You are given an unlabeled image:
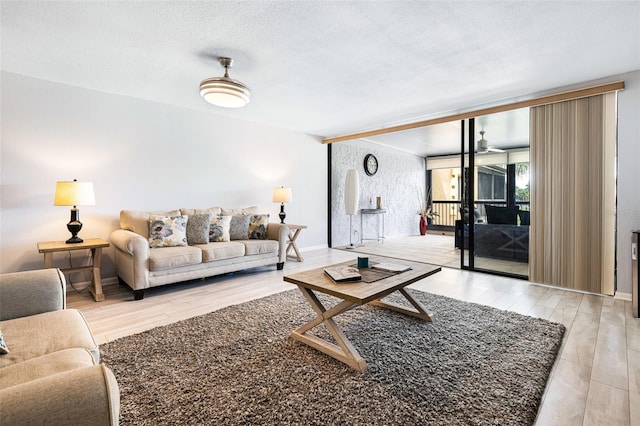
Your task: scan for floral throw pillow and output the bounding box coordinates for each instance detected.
[209,215,232,242]
[248,214,269,239]
[229,215,251,240]
[186,214,211,245]
[149,215,188,248]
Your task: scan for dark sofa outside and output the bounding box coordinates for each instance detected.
[455,205,529,263]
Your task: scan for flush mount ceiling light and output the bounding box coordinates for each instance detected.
[199,57,251,108]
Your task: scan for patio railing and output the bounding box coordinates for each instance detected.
[430,200,530,227]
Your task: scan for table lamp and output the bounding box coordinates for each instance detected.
[273,186,292,224]
[54,179,95,244]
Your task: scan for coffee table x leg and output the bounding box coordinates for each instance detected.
[290,287,434,372]
[369,288,434,322]
[291,287,367,371]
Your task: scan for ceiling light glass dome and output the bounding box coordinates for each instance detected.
[199,57,251,108]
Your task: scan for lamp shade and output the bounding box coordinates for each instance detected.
[344,169,360,215]
[273,187,292,204]
[54,181,95,206]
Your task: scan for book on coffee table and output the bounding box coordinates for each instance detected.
[371,262,411,272]
[324,266,362,282]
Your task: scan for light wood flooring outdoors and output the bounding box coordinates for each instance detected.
[68,247,639,426]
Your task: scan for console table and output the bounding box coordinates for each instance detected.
[360,208,386,244]
[37,238,110,302]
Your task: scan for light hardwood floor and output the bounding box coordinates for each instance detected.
[68,246,639,426]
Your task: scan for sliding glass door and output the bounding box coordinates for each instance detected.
[461,110,531,278]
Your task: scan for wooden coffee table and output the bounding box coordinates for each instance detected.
[283,256,441,371]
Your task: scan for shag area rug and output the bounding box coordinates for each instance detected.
[101,289,565,425]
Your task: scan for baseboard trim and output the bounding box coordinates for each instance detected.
[614,291,632,301]
[65,276,118,294]
[299,244,328,252]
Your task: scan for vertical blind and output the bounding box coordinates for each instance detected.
[529,93,616,294]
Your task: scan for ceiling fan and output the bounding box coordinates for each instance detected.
[477,130,505,154]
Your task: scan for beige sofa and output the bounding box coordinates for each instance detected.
[111,207,289,300]
[0,268,120,425]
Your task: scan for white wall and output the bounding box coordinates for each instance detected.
[2,70,638,296]
[616,70,640,296]
[331,140,425,247]
[0,72,328,278]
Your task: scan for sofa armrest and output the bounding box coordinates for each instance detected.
[110,229,149,257]
[0,269,66,321]
[267,223,289,264]
[110,229,150,291]
[0,364,120,426]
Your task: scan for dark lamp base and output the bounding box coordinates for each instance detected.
[65,236,84,244]
[66,209,84,244]
[279,203,286,224]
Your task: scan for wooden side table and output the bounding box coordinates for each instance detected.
[285,224,307,262]
[37,238,110,302]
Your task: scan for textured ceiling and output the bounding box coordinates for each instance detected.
[2,1,639,147]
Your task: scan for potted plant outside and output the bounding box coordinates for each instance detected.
[417,188,439,235]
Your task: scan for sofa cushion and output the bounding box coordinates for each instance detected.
[242,239,279,256]
[0,309,99,369]
[485,205,519,225]
[248,214,270,239]
[180,207,222,216]
[121,210,151,238]
[0,348,96,390]
[196,242,246,262]
[209,215,232,242]
[186,214,211,245]
[121,209,181,238]
[229,215,251,240]
[148,246,202,271]
[149,215,188,248]
[221,206,259,216]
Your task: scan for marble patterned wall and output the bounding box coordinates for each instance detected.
[331,140,426,247]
